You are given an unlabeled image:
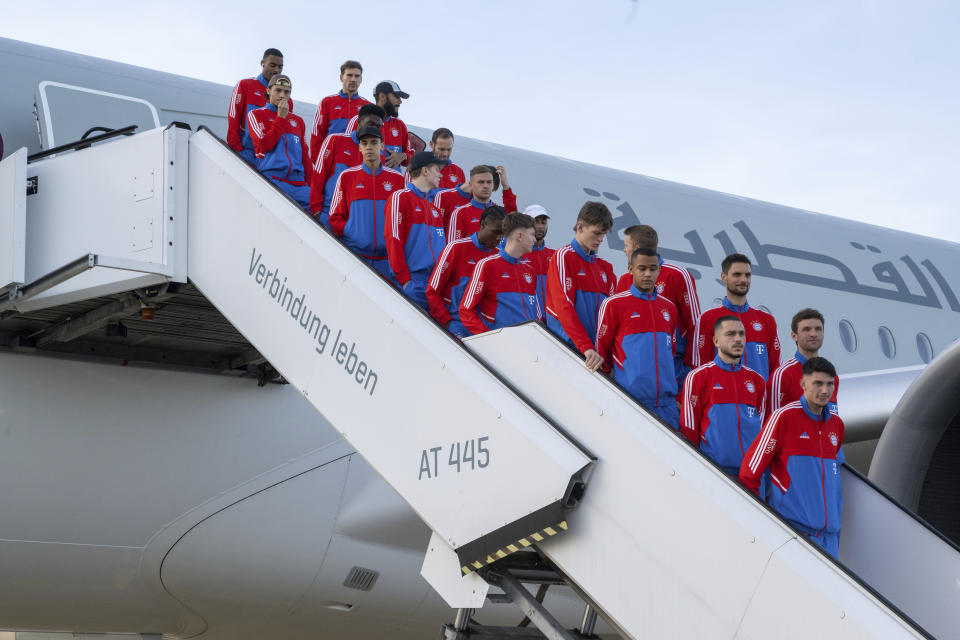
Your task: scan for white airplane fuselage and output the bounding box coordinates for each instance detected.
[1,37,958,638]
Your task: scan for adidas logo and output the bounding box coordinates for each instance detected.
[334,105,342,110]
[357,183,365,189]
[713,384,723,390]
[800,432,810,439]
[577,270,586,276]
[467,260,476,265]
[502,273,511,278]
[630,312,642,318]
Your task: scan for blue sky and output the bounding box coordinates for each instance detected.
[4,0,959,240]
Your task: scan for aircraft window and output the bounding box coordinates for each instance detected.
[878,326,897,359]
[757,304,771,314]
[916,332,934,364]
[838,319,857,353]
[712,297,722,307]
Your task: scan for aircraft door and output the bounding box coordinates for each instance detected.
[35,81,161,149]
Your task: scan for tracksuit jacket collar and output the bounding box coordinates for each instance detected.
[722,296,750,313]
[257,74,268,87]
[470,233,492,252]
[713,355,743,372]
[360,163,383,176]
[800,395,830,422]
[455,185,469,199]
[629,285,658,301]
[469,198,488,209]
[406,182,429,199]
[570,238,597,262]
[532,242,549,251]
[498,249,520,264]
[339,90,362,100]
[794,350,809,364]
[265,103,278,113]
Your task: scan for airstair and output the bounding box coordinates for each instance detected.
[2,125,957,640]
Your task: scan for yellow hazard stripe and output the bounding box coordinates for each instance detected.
[460,520,568,575]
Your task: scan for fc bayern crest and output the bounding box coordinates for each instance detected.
[657,282,665,293]
[391,128,399,136]
[524,273,533,283]
[384,182,394,191]
[745,381,755,393]
[432,208,440,218]
[752,321,763,331]
[662,310,671,322]
[829,433,838,447]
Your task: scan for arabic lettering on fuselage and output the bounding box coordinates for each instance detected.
[597,192,959,312]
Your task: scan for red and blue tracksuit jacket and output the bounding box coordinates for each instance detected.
[385,183,447,287]
[545,239,616,355]
[247,104,312,206]
[347,115,414,165]
[433,186,471,227]
[427,233,496,331]
[309,91,370,166]
[447,199,490,242]
[428,161,466,200]
[681,357,766,473]
[617,259,700,343]
[596,287,679,426]
[769,351,840,414]
[740,396,845,552]
[434,186,518,229]
[691,298,780,381]
[459,250,541,335]
[329,164,405,261]
[228,75,294,164]
[309,131,363,224]
[522,242,555,318]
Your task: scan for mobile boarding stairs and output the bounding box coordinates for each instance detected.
[2,124,958,639]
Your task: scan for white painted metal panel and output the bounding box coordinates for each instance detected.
[186,130,591,555]
[16,127,186,310]
[840,466,959,640]
[466,323,926,639]
[0,147,26,289]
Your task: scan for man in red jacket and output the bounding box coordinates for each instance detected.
[617,224,701,386]
[427,206,506,337]
[769,308,839,414]
[309,60,370,166]
[385,151,448,310]
[374,80,413,169]
[740,357,845,558]
[427,128,466,199]
[247,74,311,208]
[227,48,286,164]
[545,201,616,372]
[460,213,540,335]
[435,165,518,226]
[447,166,520,241]
[522,204,554,318]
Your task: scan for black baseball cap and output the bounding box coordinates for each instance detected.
[374,80,410,99]
[409,151,445,171]
[356,126,383,141]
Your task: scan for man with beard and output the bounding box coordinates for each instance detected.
[521,205,554,318]
[596,248,679,427]
[769,308,839,413]
[427,206,507,337]
[690,253,780,381]
[328,126,405,280]
[374,80,413,168]
[309,60,370,165]
[247,74,311,208]
[227,48,287,164]
[309,104,385,227]
[681,316,766,476]
[427,128,466,199]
